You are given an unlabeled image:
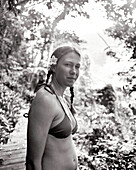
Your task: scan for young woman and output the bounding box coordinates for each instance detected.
[26,45,81,170]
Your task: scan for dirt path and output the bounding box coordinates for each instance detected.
[0,108,28,170]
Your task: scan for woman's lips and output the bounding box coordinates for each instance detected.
[67,77,76,81]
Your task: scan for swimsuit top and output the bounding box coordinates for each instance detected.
[44,85,78,139]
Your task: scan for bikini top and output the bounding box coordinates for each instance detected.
[44,85,78,139]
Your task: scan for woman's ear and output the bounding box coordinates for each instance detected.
[50,65,56,73]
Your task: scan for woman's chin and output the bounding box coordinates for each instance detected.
[67,82,75,87]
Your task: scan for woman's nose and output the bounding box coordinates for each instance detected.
[70,67,76,74]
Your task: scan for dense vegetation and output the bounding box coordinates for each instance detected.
[0,0,136,169]
[74,84,136,169]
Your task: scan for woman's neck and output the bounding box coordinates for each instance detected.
[50,79,66,97]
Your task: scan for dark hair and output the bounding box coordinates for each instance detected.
[70,86,75,114]
[51,46,80,61]
[45,69,53,84]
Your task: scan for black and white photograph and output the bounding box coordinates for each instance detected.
[0,0,136,169]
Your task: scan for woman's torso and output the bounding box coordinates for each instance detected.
[40,86,78,170]
[42,135,78,170]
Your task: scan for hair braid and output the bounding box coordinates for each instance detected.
[70,87,74,113]
[46,69,53,85]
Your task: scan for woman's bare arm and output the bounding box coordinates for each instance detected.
[26,89,55,170]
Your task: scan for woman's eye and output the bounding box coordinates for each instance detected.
[76,65,80,69]
[65,63,71,67]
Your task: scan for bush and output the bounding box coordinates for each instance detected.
[74,86,136,169]
[0,84,24,144]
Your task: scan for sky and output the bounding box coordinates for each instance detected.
[57,1,124,88]
[31,0,132,89]
[57,5,111,56]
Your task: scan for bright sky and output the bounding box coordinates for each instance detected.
[57,1,113,35]
[57,1,113,61]
[30,0,132,89]
[57,1,133,89]
[56,1,119,88]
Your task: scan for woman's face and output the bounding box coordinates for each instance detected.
[54,52,81,88]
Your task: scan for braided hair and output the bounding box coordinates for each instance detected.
[70,86,75,115]
[45,69,53,85]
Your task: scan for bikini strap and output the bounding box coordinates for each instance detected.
[44,84,54,94]
[48,85,73,122]
[48,85,65,109]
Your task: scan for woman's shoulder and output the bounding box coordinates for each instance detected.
[29,86,57,119]
[35,86,55,104]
